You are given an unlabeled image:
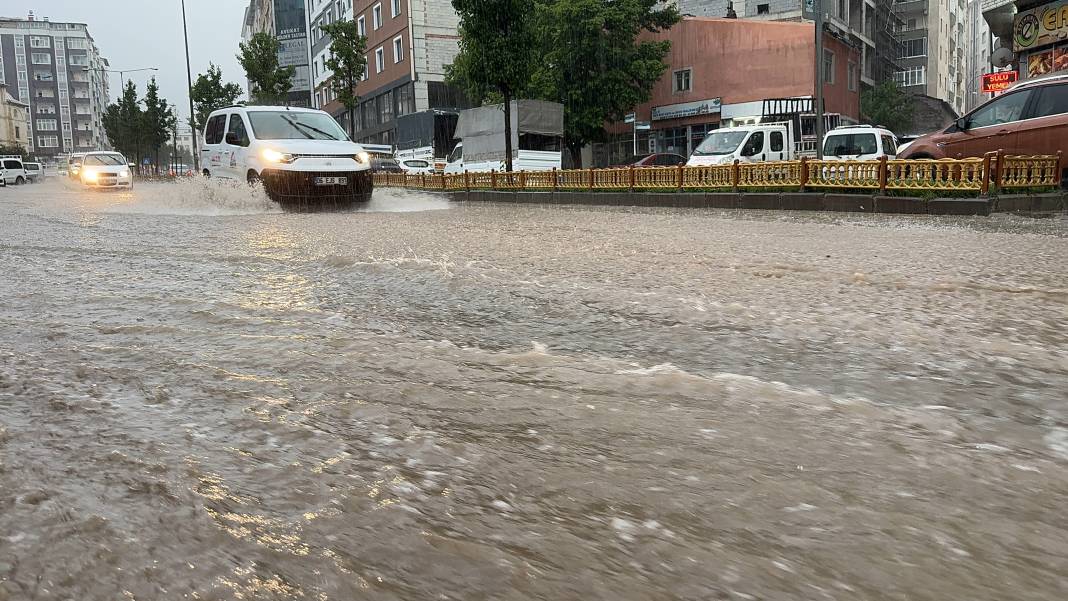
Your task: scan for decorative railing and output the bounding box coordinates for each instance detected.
[375,152,1062,196]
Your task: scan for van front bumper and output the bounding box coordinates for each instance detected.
[259,169,373,206]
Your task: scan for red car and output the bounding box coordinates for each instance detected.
[614,153,687,168]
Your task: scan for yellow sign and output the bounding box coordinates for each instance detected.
[1015,1,1068,51]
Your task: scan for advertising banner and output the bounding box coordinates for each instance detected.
[1014,1,1068,52]
[980,71,1018,93]
[651,98,722,121]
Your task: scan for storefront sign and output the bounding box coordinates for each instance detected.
[1026,44,1068,77]
[981,71,1018,93]
[651,98,722,121]
[1014,0,1068,52]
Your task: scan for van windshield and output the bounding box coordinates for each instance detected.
[823,133,877,156]
[247,111,349,141]
[692,131,748,156]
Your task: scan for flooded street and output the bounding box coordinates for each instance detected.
[1,179,1067,600]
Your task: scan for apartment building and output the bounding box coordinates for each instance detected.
[0,12,110,160]
[242,0,312,106]
[894,0,976,115]
[675,0,903,88]
[964,0,992,111]
[307,0,471,147]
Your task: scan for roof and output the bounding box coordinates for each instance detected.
[213,105,325,114]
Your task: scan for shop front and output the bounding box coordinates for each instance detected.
[1015,1,1068,79]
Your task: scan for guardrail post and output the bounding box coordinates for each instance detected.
[421,173,426,189]
[995,149,1005,190]
[491,169,497,190]
[519,170,526,190]
[799,156,809,192]
[552,167,558,191]
[628,165,635,192]
[587,167,594,190]
[677,164,684,190]
[1056,151,1063,187]
[980,153,992,196]
[464,169,470,192]
[731,159,740,192]
[878,155,888,194]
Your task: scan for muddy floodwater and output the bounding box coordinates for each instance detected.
[1,179,1067,601]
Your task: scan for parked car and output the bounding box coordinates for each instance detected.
[821,125,898,161]
[24,162,43,183]
[687,123,795,166]
[200,105,373,204]
[900,73,1068,185]
[1,158,28,185]
[398,158,436,174]
[370,156,404,173]
[78,152,133,189]
[614,153,687,168]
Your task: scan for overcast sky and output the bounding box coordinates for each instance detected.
[5,0,249,121]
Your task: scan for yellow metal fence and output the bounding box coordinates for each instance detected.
[375,152,1062,195]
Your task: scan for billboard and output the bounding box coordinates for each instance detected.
[1014,0,1068,52]
[980,71,1018,93]
[274,0,310,105]
[651,98,722,121]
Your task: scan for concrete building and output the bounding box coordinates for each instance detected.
[597,17,862,165]
[675,0,903,88]
[0,83,29,149]
[893,0,972,115]
[305,0,472,147]
[0,12,110,161]
[965,0,992,111]
[241,0,312,106]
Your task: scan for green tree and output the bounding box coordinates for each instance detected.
[190,63,243,131]
[322,20,368,140]
[238,32,295,104]
[103,81,144,164]
[0,143,25,158]
[143,77,177,172]
[538,0,679,167]
[447,0,541,172]
[861,81,914,133]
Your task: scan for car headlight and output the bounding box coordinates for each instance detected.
[119,170,130,178]
[354,151,370,164]
[83,170,98,182]
[262,148,296,164]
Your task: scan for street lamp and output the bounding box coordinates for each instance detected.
[180,0,199,173]
[83,66,159,92]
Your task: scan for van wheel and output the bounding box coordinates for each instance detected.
[15,176,25,185]
[202,169,211,178]
[247,171,260,185]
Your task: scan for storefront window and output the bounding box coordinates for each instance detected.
[661,127,687,156]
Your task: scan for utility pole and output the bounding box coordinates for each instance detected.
[181,0,199,173]
[814,0,825,159]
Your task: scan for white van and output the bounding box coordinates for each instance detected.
[821,125,898,161]
[686,123,794,167]
[1,157,28,185]
[200,105,374,204]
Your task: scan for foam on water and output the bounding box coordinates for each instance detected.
[101,177,281,216]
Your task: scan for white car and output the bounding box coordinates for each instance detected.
[200,105,373,205]
[1,157,28,185]
[79,152,133,189]
[24,162,43,183]
[821,125,898,161]
[398,158,436,175]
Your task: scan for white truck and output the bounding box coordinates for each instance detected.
[686,123,795,167]
[444,100,564,174]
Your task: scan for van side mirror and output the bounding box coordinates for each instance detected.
[225,131,241,145]
[955,117,968,131]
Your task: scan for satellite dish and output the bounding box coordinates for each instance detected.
[992,47,1014,69]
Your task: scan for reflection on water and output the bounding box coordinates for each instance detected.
[1,179,1067,601]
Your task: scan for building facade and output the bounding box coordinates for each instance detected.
[894,0,972,116]
[598,17,862,165]
[0,12,110,161]
[965,0,992,110]
[242,0,312,106]
[307,0,471,147]
[0,83,29,148]
[985,0,1068,84]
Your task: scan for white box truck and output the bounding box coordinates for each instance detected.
[444,100,564,174]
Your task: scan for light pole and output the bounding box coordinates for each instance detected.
[84,66,159,93]
[181,0,199,173]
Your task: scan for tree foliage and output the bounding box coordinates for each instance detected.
[102,79,176,170]
[191,63,243,131]
[861,81,914,133]
[143,77,177,168]
[0,143,26,158]
[448,0,541,171]
[238,32,296,104]
[322,20,368,139]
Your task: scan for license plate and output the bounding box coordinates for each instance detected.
[314,176,347,186]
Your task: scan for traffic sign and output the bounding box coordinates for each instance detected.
[624,113,636,124]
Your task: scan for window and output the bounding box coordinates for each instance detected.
[907,18,917,30]
[36,119,58,131]
[14,37,24,48]
[225,114,250,147]
[69,55,88,66]
[881,135,897,156]
[967,90,1032,129]
[823,133,877,156]
[770,130,784,152]
[31,52,52,65]
[741,131,764,156]
[391,0,401,17]
[672,68,692,93]
[373,3,382,29]
[67,38,86,49]
[894,65,926,87]
[899,37,927,58]
[37,135,58,147]
[363,55,370,80]
[757,3,770,14]
[205,113,227,144]
[822,49,835,85]
[30,36,50,48]
[36,89,55,98]
[1030,84,1068,119]
[314,60,320,79]
[380,90,394,123]
[34,70,54,82]
[847,61,857,92]
[393,35,403,63]
[357,15,366,36]
[74,104,90,115]
[375,47,384,73]
[37,103,55,115]
[14,126,20,139]
[395,83,415,116]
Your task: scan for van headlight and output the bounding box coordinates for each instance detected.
[262,149,296,164]
[354,151,370,164]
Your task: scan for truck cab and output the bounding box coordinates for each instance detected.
[686,124,793,167]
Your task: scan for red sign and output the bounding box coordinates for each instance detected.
[981,71,1019,93]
